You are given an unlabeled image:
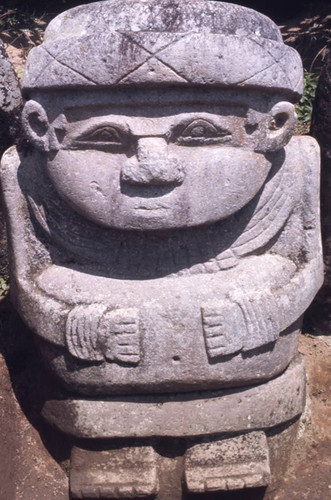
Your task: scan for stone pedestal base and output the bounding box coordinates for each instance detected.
[68,425,300,499]
[43,357,305,499]
[70,446,158,499]
[184,431,270,493]
[42,356,305,439]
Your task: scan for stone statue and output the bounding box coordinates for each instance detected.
[0,40,22,286]
[0,1,323,498]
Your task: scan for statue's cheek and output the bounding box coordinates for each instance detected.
[180,149,271,222]
[46,151,124,225]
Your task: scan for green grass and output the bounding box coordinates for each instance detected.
[296,70,319,134]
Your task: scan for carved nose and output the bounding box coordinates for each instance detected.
[121,137,185,186]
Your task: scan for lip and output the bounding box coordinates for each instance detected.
[134,203,171,211]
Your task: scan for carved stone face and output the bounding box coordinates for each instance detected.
[23,90,296,231]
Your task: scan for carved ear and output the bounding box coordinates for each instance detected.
[22,100,51,152]
[263,101,297,152]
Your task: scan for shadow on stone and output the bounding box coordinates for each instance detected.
[184,488,266,500]
[0,295,72,466]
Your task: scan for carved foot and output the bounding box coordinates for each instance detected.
[184,431,271,493]
[70,445,158,498]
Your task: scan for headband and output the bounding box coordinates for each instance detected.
[22,0,303,101]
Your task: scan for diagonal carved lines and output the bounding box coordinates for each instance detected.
[27,47,55,87]
[116,32,191,84]
[40,45,99,85]
[236,59,280,86]
[244,37,292,87]
[233,158,294,254]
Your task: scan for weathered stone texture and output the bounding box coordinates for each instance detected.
[22,0,303,98]
[184,432,270,492]
[0,40,22,282]
[0,40,22,156]
[42,355,305,439]
[70,446,158,498]
[0,1,323,498]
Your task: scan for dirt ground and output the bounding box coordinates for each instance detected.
[272,331,331,500]
[0,298,69,500]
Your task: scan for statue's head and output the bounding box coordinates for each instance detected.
[21,0,303,231]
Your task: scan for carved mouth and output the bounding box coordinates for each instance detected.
[135,205,170,216]
[134,203,171,212]
[121,184,175,198]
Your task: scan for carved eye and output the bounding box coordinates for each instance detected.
[74,126,128,150]
[174,119,231,146]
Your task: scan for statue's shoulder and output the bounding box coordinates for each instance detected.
[0,145,20,173]
[0,146,37,231]
[1,146,38,195]
[286,134,320,150]
[286,135,320,177]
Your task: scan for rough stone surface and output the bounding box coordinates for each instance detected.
[0,40,22,286]
[1,129,322,396]
[22,0,303,99]
[42,356,305,438]
[0,40,22,156]
[0,0,323,498]
[308,51,331,333]
[70,445,158,498]
[184,431,270,492]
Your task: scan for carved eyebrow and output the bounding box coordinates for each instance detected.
[169,113,234,134]
[67,120,130,139]
[128,114,236,139]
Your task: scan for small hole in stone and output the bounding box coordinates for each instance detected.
[173,355,180,361]
[275,112,288,129]
[245,123,258,135]
[29,112,48,137]
[55,128,66,143]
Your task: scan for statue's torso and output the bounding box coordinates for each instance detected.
[1,136,323,396]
